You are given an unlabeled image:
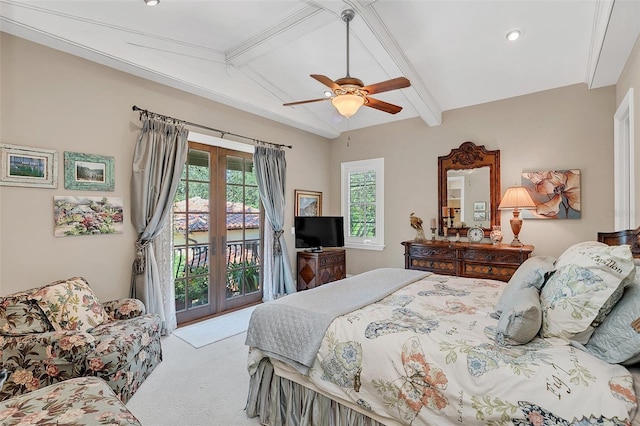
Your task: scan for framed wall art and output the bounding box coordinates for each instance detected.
[473,201,486,211]
[473,211,486,222]
[294,189,322,217]
[0,143,58,188]
[521,169,581,219]
[54,196,124,237]
[64,151,115,191]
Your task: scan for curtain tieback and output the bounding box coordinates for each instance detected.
[134,240,150,274]
[273,229,284,255]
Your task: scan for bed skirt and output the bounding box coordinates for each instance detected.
[246,357,386,426]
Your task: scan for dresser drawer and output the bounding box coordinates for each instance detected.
[409,245,457,259]
[463,249,523,265]
[462,262,518,282]
[410,258,457,275]
[318,252,345,266]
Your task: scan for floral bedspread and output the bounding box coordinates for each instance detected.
[303,274,637,425]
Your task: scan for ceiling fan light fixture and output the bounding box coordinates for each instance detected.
[332,94,364,118]
[144,0,160,6]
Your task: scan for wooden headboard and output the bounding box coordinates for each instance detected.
[597,227,640,258]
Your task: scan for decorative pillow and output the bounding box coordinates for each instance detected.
[584,268,640,364]
[29,277,108,333]
[0,293,51,335]
[540,242,635,343]
[496,287,542,345]
[494,256,556,315]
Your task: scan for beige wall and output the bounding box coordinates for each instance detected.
[329,84,616,275]
[616,34,640,225]
[0,33,331,298]
[0,32,622,295]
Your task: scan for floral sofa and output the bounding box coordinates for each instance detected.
[0,277,162,403]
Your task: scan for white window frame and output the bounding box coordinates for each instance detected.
[341,157,385,251]
[614,88,635,230]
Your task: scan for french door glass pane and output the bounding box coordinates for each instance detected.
[173,148,211,313]
[225,155,261,300]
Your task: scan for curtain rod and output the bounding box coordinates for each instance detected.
[132,105,293,149]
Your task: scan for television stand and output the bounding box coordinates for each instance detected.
[296,248,346,290]
[305,247,323,253]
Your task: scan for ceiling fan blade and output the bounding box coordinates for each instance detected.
[283,97,330,107]
[365,97,403,114]
[310,74,341,91]
[361,77,410,95]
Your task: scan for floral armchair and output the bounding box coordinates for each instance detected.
[0,277,162,403]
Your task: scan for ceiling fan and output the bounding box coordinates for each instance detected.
[283,9,410,118]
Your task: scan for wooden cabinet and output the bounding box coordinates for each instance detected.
[401,240,533,282]
[297,249,346,290]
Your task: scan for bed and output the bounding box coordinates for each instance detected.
[245,230,640,425]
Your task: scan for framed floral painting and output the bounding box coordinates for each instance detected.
[521,169,581,219]
[54,196,124,237]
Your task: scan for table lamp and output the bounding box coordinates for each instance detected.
[498,186,536,247]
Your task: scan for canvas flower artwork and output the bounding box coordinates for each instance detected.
[521,170,581,219]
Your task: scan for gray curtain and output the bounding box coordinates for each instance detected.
[254,144,295,299]
[131,113,188,333]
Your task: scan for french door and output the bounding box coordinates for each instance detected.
[173,142,262,324]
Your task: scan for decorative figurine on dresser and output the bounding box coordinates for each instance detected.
[409,212,427,242]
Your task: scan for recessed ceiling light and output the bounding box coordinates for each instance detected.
[506,30,521,42]
[324,91,333,97]
[144,0,159,6]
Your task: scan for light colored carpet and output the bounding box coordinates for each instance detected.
[173,305,256,349]
[126,331,261,426]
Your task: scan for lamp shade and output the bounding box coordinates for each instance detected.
[331,94,364,118]
[498,186,536,210]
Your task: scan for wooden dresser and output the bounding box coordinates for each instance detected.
[296,249,346,290]
[401,240,533,282]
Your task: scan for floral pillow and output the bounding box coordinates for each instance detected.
[0,293,51,335]
[29,277,108,333]
[540,242,635,343]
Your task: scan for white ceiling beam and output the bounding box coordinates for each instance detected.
[225,4,332,66]
[586,0,615,89]
[344,0,442,127]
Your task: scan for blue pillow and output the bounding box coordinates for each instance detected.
[495,256,555,315]
[585,270,640,364]
[496,287,542,346]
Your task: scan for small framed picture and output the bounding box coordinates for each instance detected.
[473,201,486,211]
[64,152,115,191]
[294,189,322,216]
[473,211,486,222]
[0,143,58,188]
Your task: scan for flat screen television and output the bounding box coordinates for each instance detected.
[294,216,345,252]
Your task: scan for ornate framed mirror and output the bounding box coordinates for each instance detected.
[438,141,501,237]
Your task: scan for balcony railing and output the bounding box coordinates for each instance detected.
[173,240,260,278]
